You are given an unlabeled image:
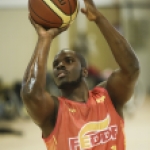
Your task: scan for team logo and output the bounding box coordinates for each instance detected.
[69,115,118,150]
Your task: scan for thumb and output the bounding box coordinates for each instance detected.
[48,25,69,38]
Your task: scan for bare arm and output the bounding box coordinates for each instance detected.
[82,0,140,116]
[21,16,68,130]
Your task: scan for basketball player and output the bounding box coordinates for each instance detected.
[21,0,140,149]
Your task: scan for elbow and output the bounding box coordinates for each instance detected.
[21,81,36,101]
[123,59,140,80]
[133,65,140,79]
[21,77,37,98]
[129,61,140,80]
[133,58,140,75]
[136,67,140,78]
[20,83,31,101]
[21,81,44,102]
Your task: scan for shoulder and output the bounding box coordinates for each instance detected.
[94,82,124,118]
[92,85,124,118]
[90,84,108,99]
[90,81,108,95]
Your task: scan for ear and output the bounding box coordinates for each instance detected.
[82,68,88,78]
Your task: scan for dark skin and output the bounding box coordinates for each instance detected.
[21,0,140,138]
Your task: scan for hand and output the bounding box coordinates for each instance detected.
[81,0,99,21]
[29,14,69,40]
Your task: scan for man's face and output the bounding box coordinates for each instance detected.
[52,50,82,89]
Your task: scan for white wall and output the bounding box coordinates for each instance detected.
[0,0,120,85]
[0,0,150,90]
[120,0,150,92]
[0,9,36,84]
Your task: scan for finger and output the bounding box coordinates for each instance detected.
[28,14,37,27]
[28,14,42,29]
[52,25,69,34]
[81,8,87,14]
[28,14,34,24]
[60,25,70,32]
[51,25,69,37]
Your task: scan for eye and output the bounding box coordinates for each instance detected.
[65,57,74,64]
[53,61,58,67]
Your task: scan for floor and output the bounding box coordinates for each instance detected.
[0,96,150,150]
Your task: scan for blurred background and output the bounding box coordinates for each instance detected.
[0,0,150,149]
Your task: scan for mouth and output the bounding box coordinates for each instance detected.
[56,70,68,79]
[57,72,66,78]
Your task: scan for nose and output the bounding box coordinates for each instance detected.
[57,61,65,70]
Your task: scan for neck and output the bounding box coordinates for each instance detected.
[60,80,89,102]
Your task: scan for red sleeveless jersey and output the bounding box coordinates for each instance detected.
[43,87,125,150]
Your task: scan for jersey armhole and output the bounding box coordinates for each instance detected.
[42,97,62,142]
[105,90,124,122]
[94,86,124,122]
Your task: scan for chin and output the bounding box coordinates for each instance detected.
[57,81,71,89]
[56,73,82,89]
[58,80,81,90]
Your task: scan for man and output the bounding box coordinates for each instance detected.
[21,0,140,150]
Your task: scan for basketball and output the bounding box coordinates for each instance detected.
[28,0,79,29]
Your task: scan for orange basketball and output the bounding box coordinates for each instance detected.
[28,0,79,29]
